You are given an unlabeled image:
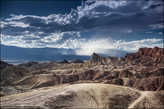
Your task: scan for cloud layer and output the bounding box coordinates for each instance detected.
[1,0,164,56]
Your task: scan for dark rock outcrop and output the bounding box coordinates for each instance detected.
[0,61,12,70]
[59,59,69,63]
[89,53,112,65]
[88,53,124,65]
[71,59,83,63]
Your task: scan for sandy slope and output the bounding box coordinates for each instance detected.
[1,83,164,109]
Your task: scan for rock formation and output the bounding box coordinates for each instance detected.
[0,47,164,108]
[71,59,83,63]
[125,47,164,63]
[1,83,164,109]
[0,61,12,70]
[89,53,117,65]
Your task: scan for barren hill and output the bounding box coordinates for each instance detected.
[1,83,164,109]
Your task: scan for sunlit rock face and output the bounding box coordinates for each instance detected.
[138,47,164,60]
[125,47,164,63]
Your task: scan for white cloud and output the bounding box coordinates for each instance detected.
[5,14,75,25]
[1,31,84,48]
[1,33,42,48]
[24,31,30,34]
[116,38,163,52]
[142,0,154,10]
[1,30,163,55]
[1,20,30,28]
[1,21,8,28]
[149,23,164,29]
[75,38,114,55]
[40,33,63,43]
[77,0,128,19]
[6,14,26,21]
[75,38,163,55]
[1,0,128,27]
[9,21,30,28]
[1,0,163,31]
[158,32,163,35]
[127,29,133,33]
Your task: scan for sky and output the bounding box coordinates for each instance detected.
[1,0,164,56]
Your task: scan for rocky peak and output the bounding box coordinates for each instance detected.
[91,53,102,61]
[138,47,164,57]
[89,53,111,65]
[125,47,164,63]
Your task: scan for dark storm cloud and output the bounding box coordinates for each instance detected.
[1,0,163,34]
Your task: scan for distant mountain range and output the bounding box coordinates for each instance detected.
[0,44,127,63]
[0,44,89,63]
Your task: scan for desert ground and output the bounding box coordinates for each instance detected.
[0,47,164,109]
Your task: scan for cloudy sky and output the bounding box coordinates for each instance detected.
[1,0,164,56]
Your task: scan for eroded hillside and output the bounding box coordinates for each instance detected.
[1,83,164,109]
[0,47,164,109]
